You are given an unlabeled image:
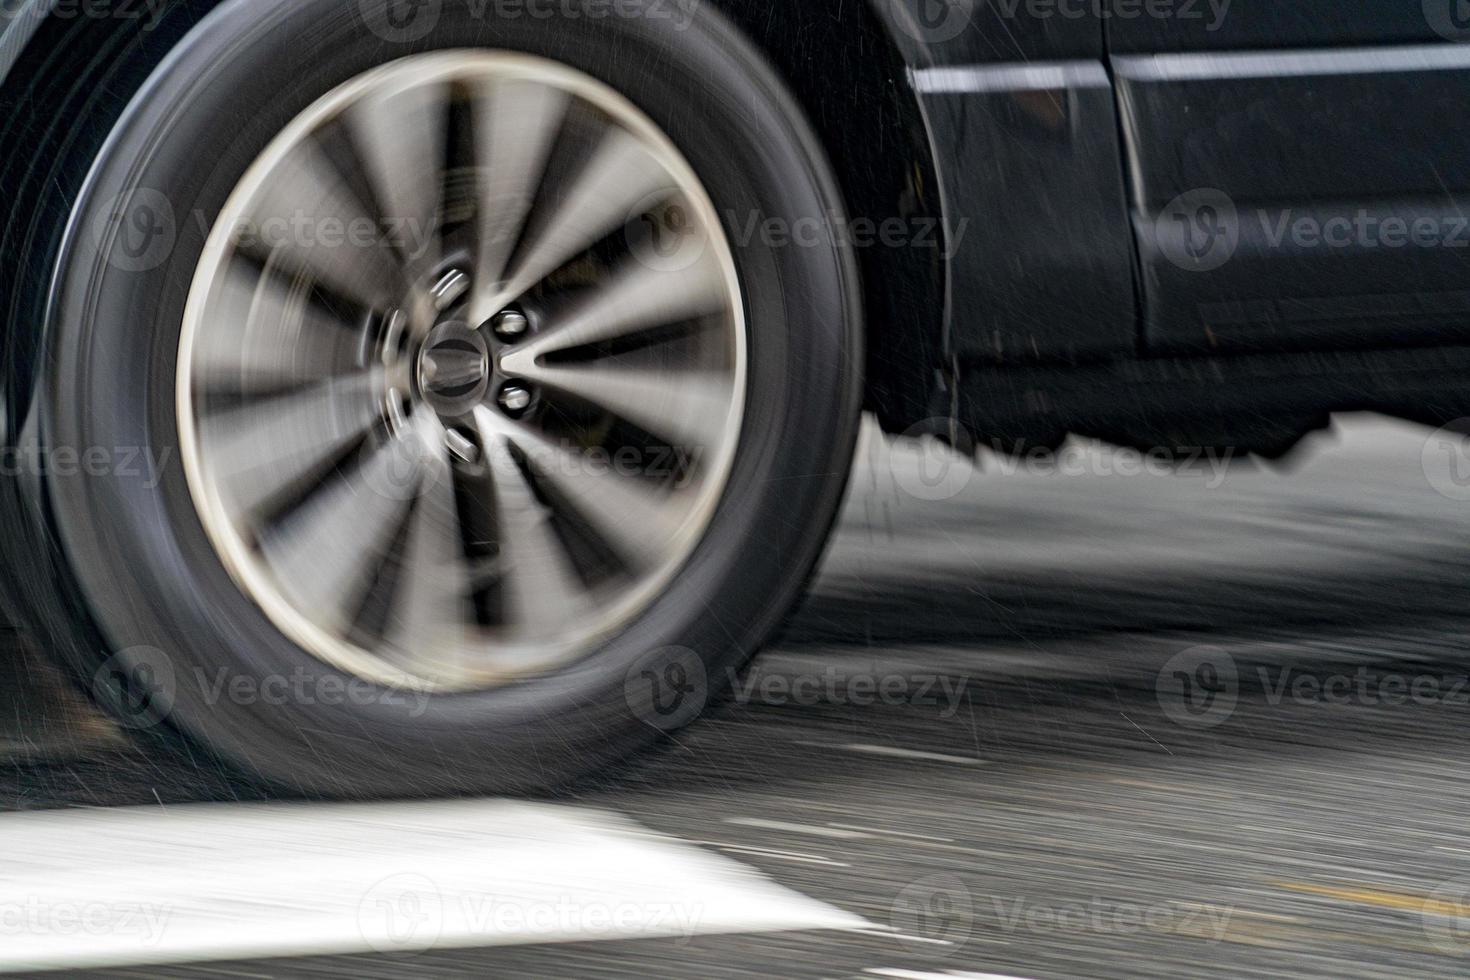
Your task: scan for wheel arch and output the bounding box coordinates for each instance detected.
[708,0,948,431]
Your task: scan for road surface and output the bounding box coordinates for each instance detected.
[3,415,1470,978]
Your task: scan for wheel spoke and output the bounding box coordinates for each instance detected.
[472,406,591,633]
[344,80,452,275]
[506,421,688,573]
[244,137,405,312]
[498,246,726,371]
[490,129,677,310]
[382,422,476,675]
[200,372,381,520]
[257,440,416,635]
[193,263,367,392]
[509,361,734,450]
[471,78,568,320]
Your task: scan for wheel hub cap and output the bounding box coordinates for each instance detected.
[419,321,491,414]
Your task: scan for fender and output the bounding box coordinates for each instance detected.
[872,0,1138,367]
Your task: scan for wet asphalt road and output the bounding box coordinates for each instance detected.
[6,415,1470,978]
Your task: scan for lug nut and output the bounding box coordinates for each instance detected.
[498,382,533,417]
[445,427,480,464]
[431,268,471,311]
[490,308,529,342]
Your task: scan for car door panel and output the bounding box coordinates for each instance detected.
[1117,44,1470,352]
[1111,0,1470,355]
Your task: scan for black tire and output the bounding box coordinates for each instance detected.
[36,0,862,796]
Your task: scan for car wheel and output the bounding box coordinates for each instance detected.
[36,0,862,795]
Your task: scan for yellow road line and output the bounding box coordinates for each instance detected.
[1274,881,1467,917]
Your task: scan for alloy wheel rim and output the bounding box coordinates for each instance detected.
[177,51,747,692]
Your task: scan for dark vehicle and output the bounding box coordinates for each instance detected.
[2,0,1466,795]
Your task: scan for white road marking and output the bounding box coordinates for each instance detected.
[855,927,955,947]
[0,800,868,973]
[796,741,986,766]
[723,817,873,839]
[694,839,853,868]
[826,824,956,842]
[717,848,851,868]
